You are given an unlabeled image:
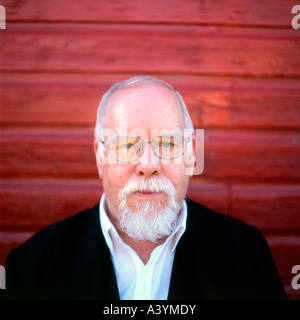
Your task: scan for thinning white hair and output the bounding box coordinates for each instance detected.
[94,75,195,141]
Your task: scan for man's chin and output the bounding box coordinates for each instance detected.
[118,200,180,243]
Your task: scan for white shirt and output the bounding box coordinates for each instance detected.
[99,193,187,300]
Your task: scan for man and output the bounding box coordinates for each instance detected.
[4,76,287,300]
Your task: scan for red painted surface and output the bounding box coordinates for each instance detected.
[0,0,299,299]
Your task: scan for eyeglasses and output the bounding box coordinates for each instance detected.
[101,135,191,162]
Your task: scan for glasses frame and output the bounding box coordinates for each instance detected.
[101,134,191,163]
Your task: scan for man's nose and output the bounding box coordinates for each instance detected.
[135,142,161,177]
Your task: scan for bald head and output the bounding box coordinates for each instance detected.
[94,76,194,141]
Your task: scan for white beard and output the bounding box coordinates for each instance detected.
[118,176,181,242]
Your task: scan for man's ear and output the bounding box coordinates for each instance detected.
[94,140,103,179]
[190,133,197,175]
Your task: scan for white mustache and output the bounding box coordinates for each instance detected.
[118,176,175,199]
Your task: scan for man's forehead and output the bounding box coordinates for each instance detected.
[106,85,184,131]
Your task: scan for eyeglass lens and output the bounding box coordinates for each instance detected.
[108,136,186,161]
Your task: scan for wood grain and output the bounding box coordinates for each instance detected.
[1,179,299,231]
[230,183,300,231]
[1,129,299,179]
[1,24,299,76]
[0,179,102,230]
[1,74,300,129]
[2,0,298,27]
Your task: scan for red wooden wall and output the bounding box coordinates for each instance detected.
[0,0,300,299]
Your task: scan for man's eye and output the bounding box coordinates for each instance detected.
[161,142,174,148]
[120,143,134,150]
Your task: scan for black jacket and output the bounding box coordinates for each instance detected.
[4,199,288,300]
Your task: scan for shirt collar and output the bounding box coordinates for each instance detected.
[171,199,187,252]
[99,193,119,253]
[99,193,187,254]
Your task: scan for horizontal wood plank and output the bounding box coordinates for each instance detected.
[0,179,102,230]
[230,78,300,129]
[0,129,97,178]
[204,130,300,180]
[2,0,298,27]
[1,24,300,76]
[0,179,227,230]
[1,129,299,179]
[1,179,299,231]
[1,74,300,129]
[187,181,228,214]
[230,184,300,231]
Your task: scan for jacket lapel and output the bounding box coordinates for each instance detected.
[167,200,218,300]
[67,204,120,300]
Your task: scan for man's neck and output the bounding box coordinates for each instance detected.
[104,201,167,264]
[118,233,167,265]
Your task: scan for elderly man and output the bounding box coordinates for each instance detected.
[5,76,287,300]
